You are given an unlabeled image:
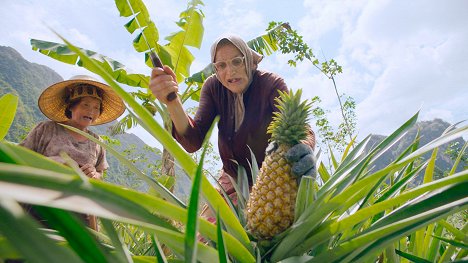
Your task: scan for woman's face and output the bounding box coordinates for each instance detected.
[214,43,249,94]
[69,96,102,129]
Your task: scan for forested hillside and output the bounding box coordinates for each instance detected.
[0,46,62,141]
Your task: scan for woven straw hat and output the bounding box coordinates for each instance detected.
[38,75,126,125]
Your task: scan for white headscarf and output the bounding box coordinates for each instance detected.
[210,34,263,131]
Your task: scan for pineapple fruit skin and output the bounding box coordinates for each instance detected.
[246,144,298,240]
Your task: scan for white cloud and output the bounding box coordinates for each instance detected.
[299,0,366,46]
[295,0,468,138]
[210,0,265,38]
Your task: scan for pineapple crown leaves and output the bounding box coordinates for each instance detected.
[267,89,312,146]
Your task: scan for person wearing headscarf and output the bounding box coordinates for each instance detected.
[149,34,316,204]
[20,75,126,230]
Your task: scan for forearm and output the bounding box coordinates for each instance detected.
[166,97,190,135]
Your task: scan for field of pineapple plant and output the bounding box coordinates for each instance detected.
[1,0,467,262]
[1,85,467,262]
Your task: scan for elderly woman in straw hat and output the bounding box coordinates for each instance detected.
[149,34,316,212]
[20,75,125,229]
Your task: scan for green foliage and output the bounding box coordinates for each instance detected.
[1,106,467,262]
[31,39,150,88]
[114,0,204,83]
[310,95,357,155]
[263,22,317,68]
[0,93,18,140]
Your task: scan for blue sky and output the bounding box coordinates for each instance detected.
[2,0,467,163]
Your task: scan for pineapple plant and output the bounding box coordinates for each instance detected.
[246,89,312,239]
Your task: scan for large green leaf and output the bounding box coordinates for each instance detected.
[0,141,73,174]
[101,218,134,263]
[216,210,228,263]
[33,206,111,263]
[30,39,149,88]
[163,42,194,83]
[0,164,177,231]
[185,117,217,262]
[114,0,163,60]
[164,1,204,82]
[294,176,317,221]
[167,4,204,49]
[0,93,19,140]
[60,123,184,207]
[395,250,432,263]
[0,161,254,262]
[184,147,204,263]
[114,0,203,83]
[0,199,83,263]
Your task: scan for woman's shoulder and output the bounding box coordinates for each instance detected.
[202,75,224,95]
[33,120,60,131]
[255,69,283,80]
[204,74,221,87]
[253,69,287,91]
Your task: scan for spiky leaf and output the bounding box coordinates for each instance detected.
[268,89,312,146]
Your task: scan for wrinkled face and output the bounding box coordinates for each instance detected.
[214,43,249,94]
[69,96,102,129]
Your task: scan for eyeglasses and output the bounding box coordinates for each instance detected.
[213,56,245,71]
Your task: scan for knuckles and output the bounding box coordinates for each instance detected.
[291,154,316,177]
[285,143,313,162]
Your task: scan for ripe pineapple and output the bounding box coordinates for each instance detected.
[246,89,312,240]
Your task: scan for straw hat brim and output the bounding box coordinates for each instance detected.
[38,78,126,125]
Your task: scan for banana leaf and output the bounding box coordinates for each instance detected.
[31,39,149,88]
[0,93,18,140]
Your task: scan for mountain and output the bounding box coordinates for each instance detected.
[0,46,190,201]
[0,46,62,141]
[367,118,466,185]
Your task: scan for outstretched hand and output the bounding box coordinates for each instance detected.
[285,143,317,178]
